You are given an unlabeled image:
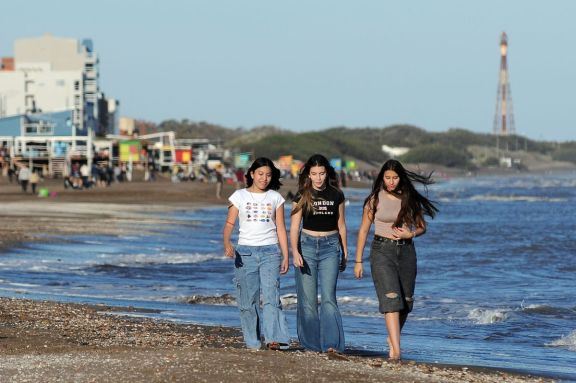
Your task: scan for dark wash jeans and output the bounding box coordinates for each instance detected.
[369,237,417,314]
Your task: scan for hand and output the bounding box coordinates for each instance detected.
[292,252,304,268]
[224,244,235,258]
[392,227,411,240]
[280,257,289,274]
[354,262,363,279]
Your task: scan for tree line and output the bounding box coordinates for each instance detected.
[137,119,576,169]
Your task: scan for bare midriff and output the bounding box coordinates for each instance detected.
[301,228,338,237]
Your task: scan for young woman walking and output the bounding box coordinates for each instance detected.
[354,159,438,361]
[290,154,348,353]
[223,157,290,350]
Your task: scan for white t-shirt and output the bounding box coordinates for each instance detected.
[229,188,285,246]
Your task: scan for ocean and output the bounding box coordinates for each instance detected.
[1,173,575,381]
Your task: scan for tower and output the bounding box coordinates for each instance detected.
[493,32,516,136]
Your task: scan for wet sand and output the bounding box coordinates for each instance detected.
[0,298,554,383]
[0,175,557,382]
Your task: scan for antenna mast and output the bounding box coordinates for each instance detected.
[493,32,516,136]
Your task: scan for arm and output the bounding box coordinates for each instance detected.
[337,201,348,271]
[275,204,290,274]
[290,203,304,268]
[223,204,239,258]
[413,215,427,237]
[354,205,373,279]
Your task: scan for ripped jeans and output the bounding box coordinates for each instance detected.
[369,237,417,314]
[234,244,290,349]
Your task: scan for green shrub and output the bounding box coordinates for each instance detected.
[400,144,472,168]
[551,145,576,164]
[482,157,500,167]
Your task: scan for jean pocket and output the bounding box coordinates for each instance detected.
[234,251,243,268]
[236,245,252,257]
[299,259,311,276]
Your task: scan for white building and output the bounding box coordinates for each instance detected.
[381,144,410,158]
[0,34,117,136]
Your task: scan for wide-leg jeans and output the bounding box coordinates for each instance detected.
[234,244,290,349]
[295,232,345,352]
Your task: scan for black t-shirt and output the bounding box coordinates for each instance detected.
[293,185,345,231]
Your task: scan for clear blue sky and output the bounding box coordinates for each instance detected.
[2,0,575,141]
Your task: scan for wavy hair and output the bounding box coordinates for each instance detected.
[245,157,282,191]
[291,154,340,216]
[363,159,438,227]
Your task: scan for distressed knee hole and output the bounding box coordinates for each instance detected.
[385,292,398,299]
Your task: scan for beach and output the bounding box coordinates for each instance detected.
[0,174,563,382]
[0,298,552,383]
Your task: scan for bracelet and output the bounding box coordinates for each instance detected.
[355,261,363,263]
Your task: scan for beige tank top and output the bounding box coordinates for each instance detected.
[373,191,407,238]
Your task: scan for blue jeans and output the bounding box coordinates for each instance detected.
[234,244,290,349]
[295,232,345,352]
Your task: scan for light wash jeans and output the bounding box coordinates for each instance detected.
[234,244,290,349]
[295,232,345,352]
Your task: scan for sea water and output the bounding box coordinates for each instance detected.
[1,173,575,381]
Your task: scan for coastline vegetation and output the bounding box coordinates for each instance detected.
[145,119,576,170]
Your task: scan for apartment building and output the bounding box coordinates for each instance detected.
[0,34,118,136]
[0,35,118,176]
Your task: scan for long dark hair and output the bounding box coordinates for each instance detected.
[245,157,282,191]
[364,159,438,227]
[292,154,339,216]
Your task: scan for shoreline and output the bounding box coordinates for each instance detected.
[0,297,556,382]
[0,175,569,382]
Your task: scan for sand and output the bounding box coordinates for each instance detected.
[0,174,557,382]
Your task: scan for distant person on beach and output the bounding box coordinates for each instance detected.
[80,163,90,189]
[30,170,40,195]
[290,154,348,354]
[354,159,438,362]
[339,169,347,188]
[18,165,30,193]
[235,168,245,189]
[223,157,291,350]
[215,168,224,199]
[7,166,15,183]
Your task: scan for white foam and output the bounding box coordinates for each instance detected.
[469,195,566,202]
[337,295,379,306]
[548,330,576,351]
[280,293,297,306]
[467,308,510,324]
[437,298,458,304]
[341,310,383,318]
[278,294,379,308]
[83,240,105,245]
[8,282,39,288]
[95,252,223,266]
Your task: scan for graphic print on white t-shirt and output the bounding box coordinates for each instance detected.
[245,201,273,222]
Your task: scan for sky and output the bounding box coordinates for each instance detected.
[1,0,575,141]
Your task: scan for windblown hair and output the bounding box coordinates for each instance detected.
[291,154,340,216]
[363,159,438,227]
[245,157,282,191]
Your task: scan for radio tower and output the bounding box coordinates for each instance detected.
[493,32,516,136]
